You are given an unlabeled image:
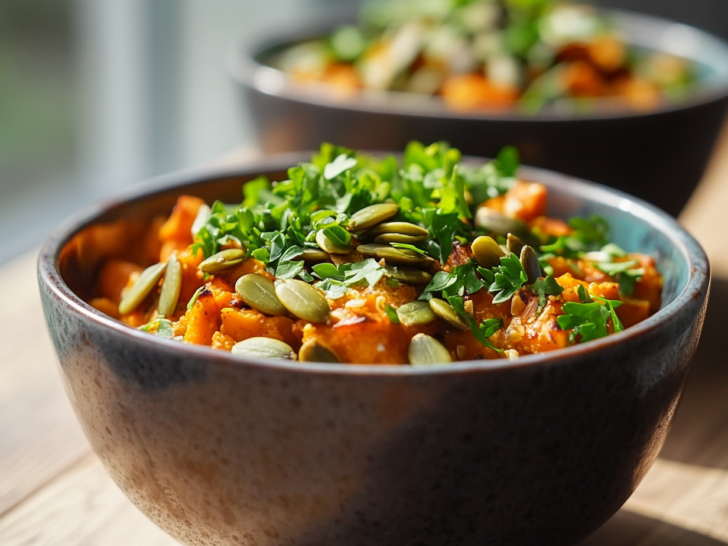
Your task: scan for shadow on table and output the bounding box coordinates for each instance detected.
[579,509,727,545]
[658,276,728,469]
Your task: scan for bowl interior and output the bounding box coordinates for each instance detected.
[521,165,690,308]
[242,9,728,120]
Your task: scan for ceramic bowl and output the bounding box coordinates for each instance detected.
[231,10,728,216]
[39,154,709,546]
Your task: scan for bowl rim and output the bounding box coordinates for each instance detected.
[229,7,728,122]
[38,152,710,376]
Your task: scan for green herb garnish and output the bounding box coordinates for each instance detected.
[557,285,624,344]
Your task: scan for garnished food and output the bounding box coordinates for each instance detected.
[89,142,663,364]
[274,0,694,113]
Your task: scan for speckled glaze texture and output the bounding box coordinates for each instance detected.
[39,156,710,546]
[231,10,728,217]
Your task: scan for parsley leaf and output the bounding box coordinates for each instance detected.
[390,243,427,255]
[540,215,610,259]
[424,209,461,264]
[345,259,385,287]
[529,275,564,309]
[557,285,624,343]
[316,279,348,299]
[447,296,503,352]
[418,261,483,301]
[618,268,644,297]
[385,305,400,324]
[488,254,528,304]
[323,154,358,180]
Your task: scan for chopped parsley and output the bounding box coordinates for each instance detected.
[483,253,528,305]
[529,275,564,309]
[557,285,624,344]
[448,296,503,352]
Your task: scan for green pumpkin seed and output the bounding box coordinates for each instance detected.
[471,236,505,269]
[198,248,246,274]
[408,334,452,366]
[275,279,331,323]
[316,230,353,254]
[429,298,468,330]
[347,203,399,231]
[396,301,437,326]
[118,262,167,315]
[235,274,287,316]
[299,248,331,262]
[298,339,340,363]
[157,254,182,317]
[231,337,296,360]
[368,222,429,238]
[357,243,387,257]
[384,267,432,285]
[374,233,428,245]
[507,233,525,257]
[376,246,435,267]
[475,208,537,245]
[520,246,542,285]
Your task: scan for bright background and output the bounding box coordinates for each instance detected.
[1,0,727,264]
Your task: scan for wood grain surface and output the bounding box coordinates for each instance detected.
[1,133,728,545]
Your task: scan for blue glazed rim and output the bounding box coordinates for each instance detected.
[38,153,710,376]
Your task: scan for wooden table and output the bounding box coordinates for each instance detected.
[2,137,728,546]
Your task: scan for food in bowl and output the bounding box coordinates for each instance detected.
[274,0,694,112]
[89,142,662,364]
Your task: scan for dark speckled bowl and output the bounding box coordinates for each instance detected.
[39,154,709,546]
[231,10,728,216]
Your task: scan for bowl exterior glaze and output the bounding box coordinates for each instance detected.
[39,157,710,546]
[233,11,728,217]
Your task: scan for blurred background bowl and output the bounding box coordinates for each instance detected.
[232,9,728,216]
[39,153,709,546]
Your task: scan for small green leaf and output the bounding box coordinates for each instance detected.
[313,263,343,280]
[447,296,503,352]
[385,305,401,324]
[324,154,357,180]
[187,286,206,311]
[276,260,304,280]
[390,243,427,255]
[529,275,564,308]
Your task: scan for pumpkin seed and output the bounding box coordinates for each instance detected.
[475,208,536,244]
[298,339,340,363]
[191,204,211,237]
[429,298,468,330]
[357,243,387,257]
[368,222,429,238]
[507,233,525,257]
[384,267,432,285]
[157,254,182,317]
[374,233,428,244]
[376,246,435,267]
[316,230,353,254]
[118,262,167,315]
[408,334,452,366]
[198,248,246,274]
[235,274,287,316]
[520,245,542,285]
[396,301,437,326]
[471,236,505,269]
[347,203,399,231]
[299,248,331,262]
[231,337,296,360]
[275,279,330,323]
